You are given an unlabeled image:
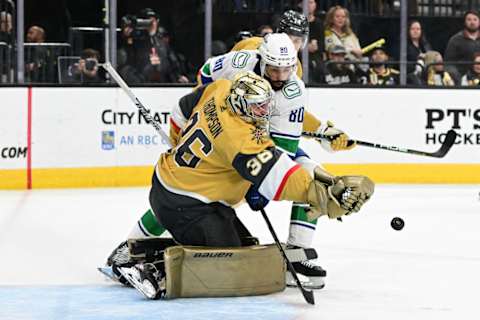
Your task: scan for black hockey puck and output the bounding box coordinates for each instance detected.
[391,217,404,231]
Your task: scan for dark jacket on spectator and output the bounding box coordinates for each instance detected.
[410,69,455,86]
[407,39,431,73]
[309,16,324,55]
[444,31,480,75]
[321,62,357,85]
[461,70,480,86]
[0,31,12,45]
[135,32,171,83]
[359,67,400,86]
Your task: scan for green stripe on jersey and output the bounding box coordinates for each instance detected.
[290,205,318,224]
[271,136,299,156]
[140,209,166,236]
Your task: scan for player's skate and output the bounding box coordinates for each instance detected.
[286,246,326,289]
[118,263,166,300]
[287,260,326,289]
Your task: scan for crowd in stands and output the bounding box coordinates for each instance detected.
[1,0,480,87]
[301,1,479,86]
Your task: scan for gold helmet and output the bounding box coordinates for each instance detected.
[226,71,275,125]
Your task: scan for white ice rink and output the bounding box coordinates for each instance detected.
[0,184,479,320]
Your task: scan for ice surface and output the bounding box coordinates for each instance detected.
[0,185,479,319]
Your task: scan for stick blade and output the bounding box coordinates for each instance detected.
[302,288,315,305]
[431,129,457,158]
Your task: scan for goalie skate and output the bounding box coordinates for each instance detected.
[97,266,118,282]
[118,263,166,300]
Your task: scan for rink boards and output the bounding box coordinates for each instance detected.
[1,87,479,189]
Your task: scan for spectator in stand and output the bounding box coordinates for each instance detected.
[407,20,432,74]
[255,25,273,37]
[297,0,324,54]
[26,26,45,43]
[324,6,362,63]
[157,27,191,83]
[412,51,454,86]
[320,44,357,85]
[118,8,190,84]
[64,48,103,84]
[359,46,399,86]
[444,10,480,78]
[300,0,325,84]
[460,52,480,86]
[0,11,12,44]
[0,11,12,83]
[118,12,145,84]
[25,26,47,82]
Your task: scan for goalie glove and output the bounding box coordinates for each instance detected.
[305,167,374,220]
[317,120,356,152]
[326,175,375,219]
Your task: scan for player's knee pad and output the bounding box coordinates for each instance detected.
[164,244,286,299]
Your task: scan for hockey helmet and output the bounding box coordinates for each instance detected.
[226,71,275,125]
[277,10,309,49]
[258,33,297,88]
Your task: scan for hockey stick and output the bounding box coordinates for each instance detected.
[260,208,315,305]
[101,62,172,147]
[302,129,457,158]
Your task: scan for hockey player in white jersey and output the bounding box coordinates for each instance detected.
[196,33,338,289]
[105,33,355,289]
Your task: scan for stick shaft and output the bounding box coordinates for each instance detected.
[260,208,315,305]
[303,129,456,158]
[102,62,172,148]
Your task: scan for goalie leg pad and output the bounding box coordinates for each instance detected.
[164,244,286,299]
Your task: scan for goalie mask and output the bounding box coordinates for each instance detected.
[259,33,297,90]
[226,71,275,126]
[277,10,309,50]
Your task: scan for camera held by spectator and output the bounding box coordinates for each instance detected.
[66,48,103,84]
[120,8,159,41]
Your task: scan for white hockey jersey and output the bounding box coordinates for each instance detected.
[197,50,307,157]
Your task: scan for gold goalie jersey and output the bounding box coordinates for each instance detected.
[157,79,312,206]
